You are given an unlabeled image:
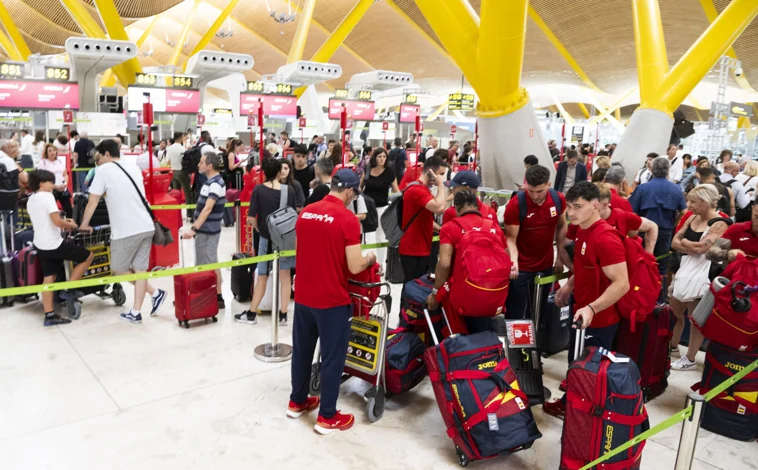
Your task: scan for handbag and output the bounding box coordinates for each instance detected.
[266,183,297,251]
[671,224,712,302]
[113,162,174,247]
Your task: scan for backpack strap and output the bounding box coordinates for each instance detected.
[517,191,527,223]
[549,188,562,215]
[400,181,425,232]
[279,183,288,209]
[481,218,494,234]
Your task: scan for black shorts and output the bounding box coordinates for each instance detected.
[35,242,91,277]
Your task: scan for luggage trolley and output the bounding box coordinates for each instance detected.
[63,225,126,317]
[309,278,392,422]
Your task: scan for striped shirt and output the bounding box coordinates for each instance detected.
[194,174,226,234]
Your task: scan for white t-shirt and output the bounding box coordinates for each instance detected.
[425,147,436,159]
[20,134,34,155]
[88,161,155,240]
[31,142,44,166]
[349,194,368,234]
[668,156,683,183]
[37,158,66,185]
[136,152,161,171]
[28,191,63,250]
[167,143,185,171]
[0,151,16,172]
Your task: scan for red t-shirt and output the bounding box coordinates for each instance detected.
[294,195,362,309]
[572,219,627,328]
[398,165,422,190]
[722,222,758,259]
[399,183,435,256]
[503,191,566,271]
[567,208,642,240]
[442,198,496,226]
[610,188,633,213]
[675,210,730,232]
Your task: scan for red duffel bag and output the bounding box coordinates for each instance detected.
[695,255,758,352]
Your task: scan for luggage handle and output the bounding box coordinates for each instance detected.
[423,307,452,346]
[573,320,584,360]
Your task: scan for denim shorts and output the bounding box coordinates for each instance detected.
[257,236,295,275]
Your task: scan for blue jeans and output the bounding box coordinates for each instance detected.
[651,228,673,302]
[290,303,353,419]
[76,171,87,193]
[505,268,553,320]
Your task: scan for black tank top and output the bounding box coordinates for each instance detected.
[683,225,703,243]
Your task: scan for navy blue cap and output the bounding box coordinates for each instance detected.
[333,169,361,192]
[445,170,481,188]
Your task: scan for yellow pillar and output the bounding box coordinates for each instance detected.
[578,103,591,119]
[0,1,31,59]
[185,0,240,68]
[60,0,130,85]
[0,28,22,61]
[658,0,758,112]
[414,0,483,96]
[477,0,529,116]
[101,16,158,88]
[615,108,621,121]
[93,0,142,84]
[287,0,317,64]
[631,0,669,109]
[169,0,201,68]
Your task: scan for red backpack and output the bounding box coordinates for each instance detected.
[597,225,661,331]
[449,219,512,317]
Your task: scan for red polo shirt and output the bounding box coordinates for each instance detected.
[567,208,642,240]
[572,219,627,328]
[295,195,362,309]
[399,183,435,256]
[442,198,496,226]
[503,191,566,271]
[722,221,758,259]
[610,188,633,213]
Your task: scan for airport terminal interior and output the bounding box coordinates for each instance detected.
[0,0,758,469]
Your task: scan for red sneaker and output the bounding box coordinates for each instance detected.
[286,396,320,418]
[314,411,355,435]
[543,398,566,420]
[559,380,568,392]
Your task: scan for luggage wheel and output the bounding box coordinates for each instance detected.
[455,447,470,467]
[111,284,126,306]
[309,363,321,396]
[365,386,385,423]
[211,316,218,323]
[183,320,190,329]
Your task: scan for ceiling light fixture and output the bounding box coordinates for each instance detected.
[265,0,296,24]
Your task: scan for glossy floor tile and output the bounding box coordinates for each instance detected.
[0,226,754,469]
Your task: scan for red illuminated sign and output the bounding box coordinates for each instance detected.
[451,124,457,134]
[382,121,389,131]
[62,110,73,124]
[240,93,297,117]
[0,80,79,110]
[399,104,420,124]
[299,117,307,128]
[196,113,205,125]
[247,114,256,127]
[165,89,200,114]
[328,99,375,120]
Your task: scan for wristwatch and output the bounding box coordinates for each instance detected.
[190,226,198,232]
[432,287,439,295]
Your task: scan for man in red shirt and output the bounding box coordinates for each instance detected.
[288,170,377,435]
[399,155,448,284]
[428,190,506,334]
[544,181,629,419]
[708,198,758,261]
[503,165,567,320]
[441,171,496,226]
[604,165,633,212]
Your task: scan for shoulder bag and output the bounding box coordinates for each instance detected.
[114,163,174,247]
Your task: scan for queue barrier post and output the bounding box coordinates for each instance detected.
[254,252,293,363]
[674,393,705,470]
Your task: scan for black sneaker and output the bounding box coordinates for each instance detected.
[44,314,72,327]
[218,298,226,310]
[279,312,288,326]
[234,310,258,325]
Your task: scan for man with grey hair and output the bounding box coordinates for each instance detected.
[0,138,23,211]
[629,156,687,300]
[306,158,334,206]
[604,165,632,212]
[182,151,226,309]
[719,161,751,213]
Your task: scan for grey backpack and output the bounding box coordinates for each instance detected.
[266,184,298,251]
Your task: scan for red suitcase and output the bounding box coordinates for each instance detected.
[174,239,219,328]
[614,305,674,402]
[18,244,43,287]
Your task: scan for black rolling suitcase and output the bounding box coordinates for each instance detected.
[0,211,15,307]
[231,202,255,301]
[73,193,109,226]
[386,246,404,284]
[537,285,571,357]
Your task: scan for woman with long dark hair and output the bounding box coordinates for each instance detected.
[224,138,246,189]
[278,158,305,212]
[36,143,73,217]
[361,147,399,268]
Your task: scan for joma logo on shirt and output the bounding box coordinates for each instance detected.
[725,362,744,372]
[301,212,334,223]
[477,360,498,370]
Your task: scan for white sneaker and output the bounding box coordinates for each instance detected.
[671,356,697,371]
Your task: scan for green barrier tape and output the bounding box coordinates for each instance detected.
[71,168,94,172]
[656,252,673,261]
[579,406,693,470]
[479,189,513,197]
[0,253,277,297]
[534,271,571,285]
[703,358,758,401]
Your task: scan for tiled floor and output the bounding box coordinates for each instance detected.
[1,226,755,469]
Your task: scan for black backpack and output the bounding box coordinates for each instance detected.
[356,194,379,233]
[714,181,732,215]
[0,164,19,211]
[181,144,204,174]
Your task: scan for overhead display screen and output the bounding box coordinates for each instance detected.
[239,93,297,117]
[127,87,201,114]
[399,104,420,123]
[328,99,375,120]
[0,80,79,110]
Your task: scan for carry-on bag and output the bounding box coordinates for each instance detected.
[231,207,255,302]
[614,305,674,402]
[73,193,109,226]
[17,244,42,288]
[384,330,427,394]
[266,184,297,251]
[560,327,649,470]
[385,245,404,284]
[537,282,571,357]
[692,341,758,441]
[399,274,446,345]
[422,307,541,466]
[0,211,15,307]
[174,239,219,328]
[693,255,758,351]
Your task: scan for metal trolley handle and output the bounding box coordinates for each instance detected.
[348,280,392,297]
